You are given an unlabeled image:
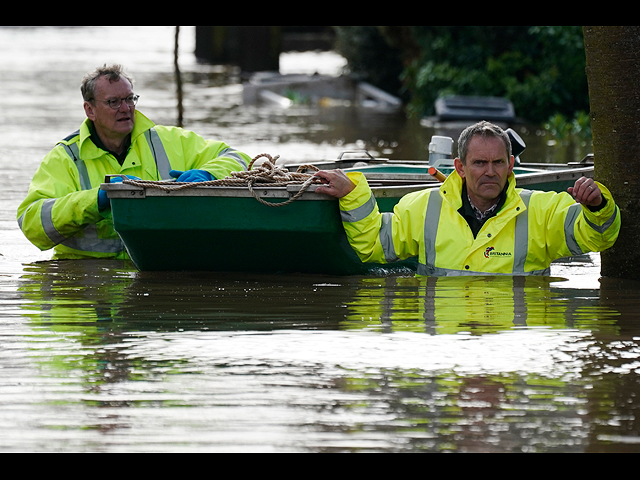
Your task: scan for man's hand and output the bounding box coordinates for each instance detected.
[170,170,214,182]
[314,170,356,198]
[98,175,141,211]
[568,177,603,208]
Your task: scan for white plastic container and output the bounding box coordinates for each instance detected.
[428,136,454,168]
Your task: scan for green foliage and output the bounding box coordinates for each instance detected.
[545,111,592,146]
[406,26,588,123]
[334,26,589,125]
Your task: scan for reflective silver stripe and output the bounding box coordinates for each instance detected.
[145,128,172,180]
[61,225,124,254]
[59,142,91,190]
[423,190,443,269]
[341,193,376,223]
[39,197,124,254]
[379,212,398,263]
[420,265,551,277]
[416,263,433,276]
[218,147,248,170]
[584,205,619,234]
[512,190,532,274]
[41,199,67,245]
[564,203,585,256]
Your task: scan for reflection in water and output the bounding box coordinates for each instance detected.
[8,260,640,452]
[17,260,623,335]
[344,275,622,334]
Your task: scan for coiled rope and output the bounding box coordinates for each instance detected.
[122,153,323,207]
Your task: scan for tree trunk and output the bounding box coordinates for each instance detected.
[174,26,183,128]
[583,26,640,280]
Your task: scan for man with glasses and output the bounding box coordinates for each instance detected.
[17,64,251,260]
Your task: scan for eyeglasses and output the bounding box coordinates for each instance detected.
[93,94,140,110]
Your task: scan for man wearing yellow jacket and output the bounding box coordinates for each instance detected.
[315,121,620,276]
[17,64,251,260]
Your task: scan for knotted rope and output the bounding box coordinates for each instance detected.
[122,153,323,207]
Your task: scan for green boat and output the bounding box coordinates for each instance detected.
[102,154,594,275]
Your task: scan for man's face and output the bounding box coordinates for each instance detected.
[454,135,514,209]
[83,76,135,140]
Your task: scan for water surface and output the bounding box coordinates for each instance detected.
[1,26,639,452]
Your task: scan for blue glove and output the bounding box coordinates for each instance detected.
[98,175,141,210]
[170,169,214,182]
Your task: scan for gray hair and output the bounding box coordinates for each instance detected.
[81,64,134,102]
[457,121,512,164]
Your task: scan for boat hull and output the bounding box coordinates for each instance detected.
[106,183,419,275]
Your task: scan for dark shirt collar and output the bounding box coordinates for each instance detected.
[88,122,131,166]
[459,181,509,238]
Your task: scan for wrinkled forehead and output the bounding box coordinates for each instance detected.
[94,76,133,98]
[466,135,510,160]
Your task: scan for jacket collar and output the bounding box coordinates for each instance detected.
[77,110,155,160]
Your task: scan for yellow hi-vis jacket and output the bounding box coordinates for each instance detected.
[340,170,621,276]
[17,111,251,260]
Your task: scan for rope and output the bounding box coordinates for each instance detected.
[122,153,323,207]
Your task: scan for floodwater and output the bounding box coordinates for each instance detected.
[1,26,640,453]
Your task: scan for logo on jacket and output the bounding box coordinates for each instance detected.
[484,247,512,258]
